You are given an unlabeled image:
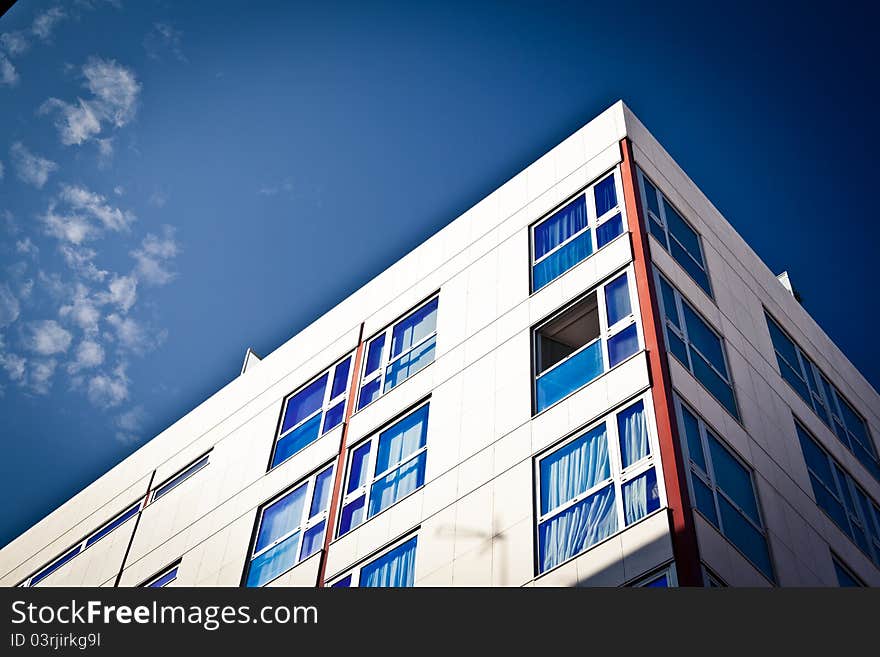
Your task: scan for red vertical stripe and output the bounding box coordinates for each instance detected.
[619,137,702,586]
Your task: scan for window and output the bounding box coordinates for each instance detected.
[536,398,661,574]
[151,451,211,502]
[271,354,354,469]
[330,535,418,587]
[797,422,880,568]
[338,404,429,536]
[675,397,774,581]
[531,171,626,291]
[831,555,864,587]
[246,465,335,587]
[357,297,438,410]
[766,312,879,481]
[23,499,143,586]
[638,170,711,296]
[656,273,738,419]
[630,566,677,587]
[533,271,640,413]
[143,563,180,587]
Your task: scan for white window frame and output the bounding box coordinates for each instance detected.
[247,463,336,586]
[674,396,773,580]
[637,168,712,297]
[629,564,678,587]
[529,168,628,291]
[141,562,181,587]
[357,296,439,411]
[150,450,211,503]
[270,352,355,469]
[533,393,666,575]
[532,266,643,414]
[337,402,430,538]
[327,532,419,587]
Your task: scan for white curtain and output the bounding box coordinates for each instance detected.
[617,401,648,469]
[624,468,658,526]
[361,537,418,587]
[539,485,617,573]
[540,424,609,514]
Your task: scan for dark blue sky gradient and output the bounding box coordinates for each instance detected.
[0,0,878,548]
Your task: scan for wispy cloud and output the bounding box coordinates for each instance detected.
[132,226,180,286]
[67,339,104,373]
[96,137,114,168]
[31,7,67,41]
[58,244,107,281]
[87,361,128,407]
[25,319,73,356]
[0,284,21,328]
[97,274,138,313]
[143,22,186,62]
[10,142,58,189]
[40,57,141,147]
[0,54,19,86]
[0,31,29,56]
[41,184,136,244]
[59,184,135,232]
[115,404,146,444]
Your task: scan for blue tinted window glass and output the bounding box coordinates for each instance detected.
[538,485,617,573]
[618,400,648,469]
[322,401,345,434]
[540,424,609,514]
[535,339,603,411]
[679,406,706,471]
[623,468,660,525]
[247,532,299,587]
[338,495,366,535]
[533,230,593,290]
[594,175,617,217]
[299,521,325,561]
[692,476,717,527]
[390,298,438,359]
[779,358,811,404]
[658,277,680,328]
[663,200,701,260]
[310,468,334,518]
[605,275,632,326]
[596,213,623,248]
[368,452,427,517]
[357,378,381,410]
[707,435,759,524]
[839,398,873,454]
[809,473,849,532]
[833,560,862,587]
[361,537,418,587]
[641,176,660,217]
[669,238,712,295]
[364,335,385,376]
[330,357,351,399]
[152,455,209,501]
[332,575,352,587]
[384,335,436,391]
[147,567,178,588]
[691,351,738,419]
[281,374,328,435]
[608,324,639,368]
[272,414,322,467]
[667,330,689,366]
[256,484,308,553]
[717,496,773,580]
[347,442,371,494]
[643,574,669,588]
[375,405,429,474]
[85,503,140,547]
[766,317,800,371]
[534,196,588,260]
[796,425,835,487]
[31,545,82,585]
[681,305,725,375]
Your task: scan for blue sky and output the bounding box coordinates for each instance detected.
[0,0,878,548]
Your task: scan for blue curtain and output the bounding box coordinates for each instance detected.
[539,485,617,572]
[594,175,617,217]
[596,213,623,248]
[533,230,593,290]
[361,536,418,587]
[534,196,587,260]
[617,400,648,469]
[540,423,610,514]
[309,468,334,517]
[255,483,307,552]
[623,468,659,525]
[604,274,631,326]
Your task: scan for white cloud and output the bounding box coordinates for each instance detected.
[115,404,145,443]
[18,279,34,300]
[87,362,128,407]
[96,137,114,167]
[68,339,104,373]
[42,204,96,244]
[26,319,73,355]
[132,226,180,285]
[0,53,18,86]
[41,185,135,244]
[15,238,39,258]
[26,359,57,394]
[113,185,124,196]
[59,184,135,232]
[98,274,137,312]
[10,142,58,189]
[38,270,70,300]
[0,350,26,382]
[143,22,186,62]
[40,57,140,147]
[31,7,67,41]
[58,244,108,281]
[0,160,4,179]
[0,284,21,327]
[0,31,29,56]
[148,191,167,207]
[58,283,102,333]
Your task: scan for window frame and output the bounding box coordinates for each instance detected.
[637,168,712,298]
[532,266,643,415]
[656,272,739,420]
[674,395,774,581]
[529,168,628,292]
[245,462,336,587]
[269,352,355,470]
[337,401,431,538]
[533,393,665,575]
[357,295,439,412]
[327,532,419,587]
[150,450,211,503]
[141,561,181,587]
[831,553,865,587]
[629,564,678,587]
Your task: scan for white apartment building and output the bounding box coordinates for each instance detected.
[2,101,879,588]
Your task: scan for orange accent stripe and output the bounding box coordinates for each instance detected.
[316,324,366,586]
[619,137,702,586]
